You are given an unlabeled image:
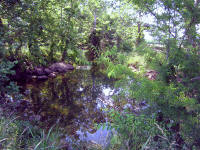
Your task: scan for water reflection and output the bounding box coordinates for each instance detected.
[20,69,116,140]
[77,126,111,148]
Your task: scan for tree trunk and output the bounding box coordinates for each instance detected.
[49,42,55,62]
[62,50,67,61]
[0,18,3,28]
[61,39,69,61]
[136,22,142,46]
[15,40,22,56]
[117,35,122,51]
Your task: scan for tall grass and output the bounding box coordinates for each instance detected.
[0,115,63,150]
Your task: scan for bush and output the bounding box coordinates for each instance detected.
[0,60,19,96]
[104,110,158,150]
[103,109,189,150]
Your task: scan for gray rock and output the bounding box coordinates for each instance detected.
[48,72,57,78]
[33,67,46,76]
[49,62,74,73]
[44,68,53,75]
[37,75,48,80]
[32,76,37,79]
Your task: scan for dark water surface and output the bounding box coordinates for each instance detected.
[18,68,117,146]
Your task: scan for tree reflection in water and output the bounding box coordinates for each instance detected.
[21,69,116,140]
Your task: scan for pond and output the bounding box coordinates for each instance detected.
[17,68,118,148]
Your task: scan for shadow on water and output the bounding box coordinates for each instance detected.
[18,68,117,146]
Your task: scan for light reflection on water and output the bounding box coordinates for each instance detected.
[76,126,111,147]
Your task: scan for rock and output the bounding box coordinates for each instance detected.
[44,68,53,75]
[13,62,74,82]
[32,76,37,79]
[49,62,74,73]
[48,72,57,78]
[26,68,33,75]
[76,65,91,70]
[33,67,46,76]
[37,75,48,80]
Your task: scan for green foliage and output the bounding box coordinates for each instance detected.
[121,41,133,52]
[133,43,165,69]
[0,0,83,64]
[0,115,61,150]
[105,110,157,150]
[0,60,19,95]
[1,0,200,149]
[97,47,133,79]
[75,50,91,65]
[0,0,141,66]
[103,109,189,150]
[100,42,199,148]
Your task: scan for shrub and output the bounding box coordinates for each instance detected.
[0,60,19,96]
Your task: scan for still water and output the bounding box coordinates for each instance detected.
[19,68,117,147]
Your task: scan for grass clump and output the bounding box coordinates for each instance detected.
[0,115,63,150]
